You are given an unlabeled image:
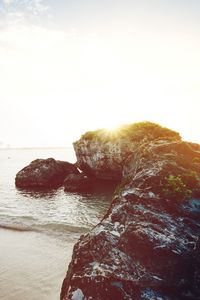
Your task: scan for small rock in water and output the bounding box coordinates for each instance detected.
[15,158,79,189]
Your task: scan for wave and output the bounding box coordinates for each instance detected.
[36,222,90,234]
[0,223,35,232]
[0,218,90,238]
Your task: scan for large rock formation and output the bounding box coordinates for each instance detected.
[73,122,181,181]
[15,158,79,188]
[61,122,200,300]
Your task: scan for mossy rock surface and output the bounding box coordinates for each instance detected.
[79,121,181,143]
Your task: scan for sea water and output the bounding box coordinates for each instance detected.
[0,148,114,300]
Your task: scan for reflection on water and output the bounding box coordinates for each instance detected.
[16,178,118,199]
[16,186,59,199]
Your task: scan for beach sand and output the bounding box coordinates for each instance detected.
[0,229,74,300]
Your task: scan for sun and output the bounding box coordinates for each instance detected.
[102,118,125,131]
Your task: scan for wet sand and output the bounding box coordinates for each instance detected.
[0,229,74,300]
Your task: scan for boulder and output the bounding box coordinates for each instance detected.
[73,122,181,180]
[15,158,79,189]
[61,123,200,300]
[64,173,93,193]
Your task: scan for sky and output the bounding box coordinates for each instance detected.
[0,0,200,147]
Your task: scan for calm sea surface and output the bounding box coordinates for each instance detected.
[0,148,115,300]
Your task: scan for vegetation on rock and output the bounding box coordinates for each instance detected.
[80,121,181,142]
[162,175,192,200]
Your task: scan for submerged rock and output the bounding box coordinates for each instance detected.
[15,158,79,189]
[64,173,93,193]
[61,122,200,300]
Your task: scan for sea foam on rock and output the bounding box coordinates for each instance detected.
[15,158,79,189]
[61,122,200,300]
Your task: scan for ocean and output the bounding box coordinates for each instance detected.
[0,148,115,300]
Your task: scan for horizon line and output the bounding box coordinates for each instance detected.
[0,146,74,150]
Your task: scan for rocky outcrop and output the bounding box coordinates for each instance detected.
[61,123,200,300]
[73,138,124,180]
[64,173,93,193]
[73,122,181,181]
[15,158,79,189]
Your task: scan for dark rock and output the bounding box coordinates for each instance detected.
[61,123,200,300]
[64,173,93,193]
[15,158,79,189]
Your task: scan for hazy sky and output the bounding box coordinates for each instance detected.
[1,0,200,147]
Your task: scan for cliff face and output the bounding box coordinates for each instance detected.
[61,123,200,300]
[73,138,128,180]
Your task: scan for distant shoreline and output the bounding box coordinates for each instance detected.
[0,146,73,150]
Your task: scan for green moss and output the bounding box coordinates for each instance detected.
[80,129,105,140]
[117,122,181,142]
[162,174,193,200]
[192,157,200,163]
[80,121,181,143]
